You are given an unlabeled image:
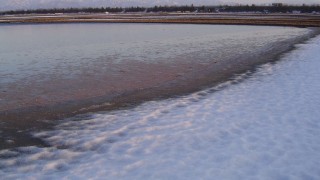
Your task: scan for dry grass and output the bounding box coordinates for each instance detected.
[1,14,320,27]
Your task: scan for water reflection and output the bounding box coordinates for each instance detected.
[0,24,311,113]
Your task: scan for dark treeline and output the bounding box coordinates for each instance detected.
[1,4,320,15]
[220,4,320,13]
[0,7,123,15]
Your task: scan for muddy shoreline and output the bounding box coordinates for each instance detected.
[0,23,319,150]
[1,13,320,27]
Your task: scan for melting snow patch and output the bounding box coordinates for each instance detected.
[1,36,320,179]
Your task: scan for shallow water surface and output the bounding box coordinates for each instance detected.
[0,24,311,111]
[1,33,320,179]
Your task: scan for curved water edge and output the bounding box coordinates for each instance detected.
[0,24,319,150]
[1,34,320,179]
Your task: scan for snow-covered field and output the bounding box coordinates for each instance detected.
[1,35,320,179]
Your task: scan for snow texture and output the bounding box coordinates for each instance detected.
[1,36,320,180]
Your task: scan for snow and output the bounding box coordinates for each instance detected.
[1,35,320,179]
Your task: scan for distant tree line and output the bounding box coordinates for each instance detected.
[1,4,320,15]
[219,4,320,13]
[0,7,123,15]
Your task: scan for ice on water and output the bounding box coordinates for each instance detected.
[1,36,320,179]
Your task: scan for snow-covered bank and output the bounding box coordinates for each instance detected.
[1,36,320,179]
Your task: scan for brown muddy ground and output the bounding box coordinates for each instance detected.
[1,13,320,27]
